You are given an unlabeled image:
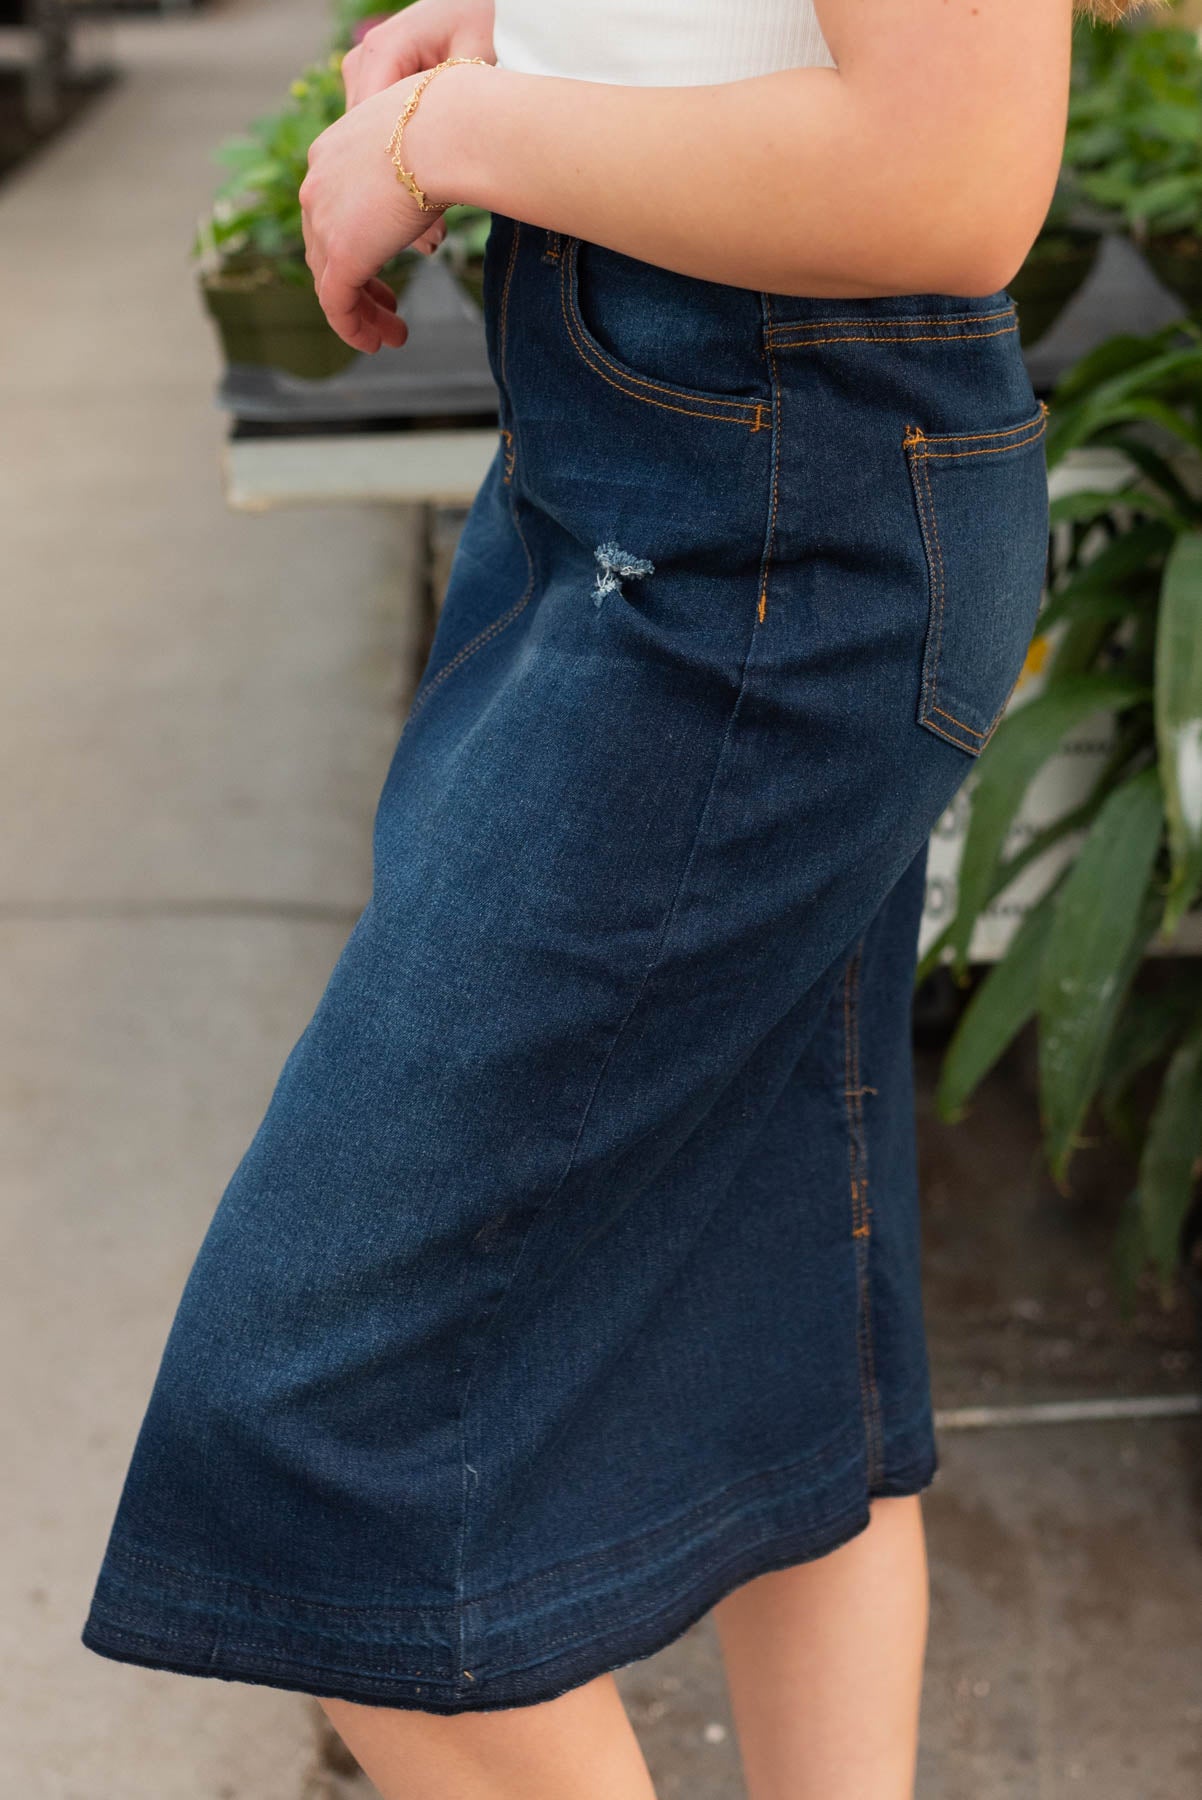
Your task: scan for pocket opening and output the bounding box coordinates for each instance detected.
[903,398,1050,757]
[559,236,769,428]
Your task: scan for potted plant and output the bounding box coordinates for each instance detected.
[920,318,1202,1313]
[194,52,419,379]
[1062,18,1202,314]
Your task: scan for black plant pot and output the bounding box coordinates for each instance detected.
[200,252,418,380]
[1007,227,1102,347]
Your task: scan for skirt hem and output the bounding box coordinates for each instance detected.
[81,1433,938,1714]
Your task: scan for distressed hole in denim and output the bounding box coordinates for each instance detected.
[593,540,654,607]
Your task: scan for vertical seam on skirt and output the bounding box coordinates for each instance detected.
[844,943,885,1486]
[448,505,537,1693]
[450,576,768,1679]
[755,290,782,625]
[403,513,535,729]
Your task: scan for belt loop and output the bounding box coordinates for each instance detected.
[541,229,562,264]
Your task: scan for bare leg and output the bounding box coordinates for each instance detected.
[713,1494,930,1800]
[317,1670,658,1800]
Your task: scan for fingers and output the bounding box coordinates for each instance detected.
[339,53,353,107]
[340,25,419,109]
[411,216,448,255]
[303,248,408,354]
[319,281,379,354]
[364,276,399,313]
[298,176,405,353]
[318,270,408,354]
[300,204,324,296]
[364,276,408,344]
[339,43,362,109]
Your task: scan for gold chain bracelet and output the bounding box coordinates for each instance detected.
[386,56,488,212]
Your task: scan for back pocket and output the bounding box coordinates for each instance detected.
[902,398,1050,756]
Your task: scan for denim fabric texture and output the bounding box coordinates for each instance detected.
[81,214,1050,1712]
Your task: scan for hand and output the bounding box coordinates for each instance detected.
[341,0,495,259]
[342,0,495,106]
[300,76,440,353]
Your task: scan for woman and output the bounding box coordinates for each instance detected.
[82,2,1145,1796]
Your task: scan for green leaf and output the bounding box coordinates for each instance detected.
[1112,400,1202,459]
[1036,525,1168,636]
[1053,405,1202,474]
[1047,485,1151,531]
[1037,768,1165,1184]
[1155,530,1202,932]
[212,140,273,175]
[935,883,1059,1122]
[1103,437,1202,524]
[1135,172,1202,211]
[1045,343,1202,464]
[913,788,1104,988]
[1045,331,1178,414]
[946,672,1150,976]
[1100,983,1198,1106]
[1098,974,1202,1133]
[1133,1008,1202,1279]
[1048,610,1125,681]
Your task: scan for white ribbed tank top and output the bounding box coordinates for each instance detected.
[492,1,835,86]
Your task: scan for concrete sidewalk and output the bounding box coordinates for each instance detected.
[1,2,418,1794]
[1,2,1199,1795]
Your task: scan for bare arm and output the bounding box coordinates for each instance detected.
[407,0,1075,297]
[301,0,1081,350]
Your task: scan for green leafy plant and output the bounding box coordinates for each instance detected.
[193,8,487,292]
[193,54,348,284]
[1063,19,1202,243]
[924,319,1202,1300]
[1050,15,1137,235]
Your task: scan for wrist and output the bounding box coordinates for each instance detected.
[400,58,500,212]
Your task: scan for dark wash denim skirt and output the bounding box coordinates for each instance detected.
[82,216,1050,1712]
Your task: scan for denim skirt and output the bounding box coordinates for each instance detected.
[82,215,1050,1712]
